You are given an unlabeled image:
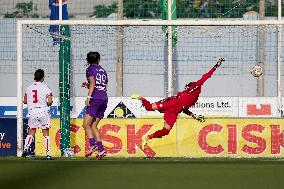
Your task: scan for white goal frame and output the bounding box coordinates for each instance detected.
[17,19,284,156]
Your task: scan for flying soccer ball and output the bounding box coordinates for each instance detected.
[251,65,263,77]
[63,148,74,157]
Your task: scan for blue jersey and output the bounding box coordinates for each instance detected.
[86,64,108,100]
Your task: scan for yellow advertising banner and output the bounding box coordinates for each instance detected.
[35,119,85,157]
[35,118,284,158]
[176,118,284,157]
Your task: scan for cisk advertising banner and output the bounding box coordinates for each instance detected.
[35,119,177,157]
[35,118,283,158]
[177,118,283,157]
[35,119,85,157]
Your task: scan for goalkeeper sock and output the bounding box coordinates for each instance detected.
[89,138,96,146]
[24,135,34,151]
[141,99,153,111]
[148,128,171,139]
[96,141,104,152]
[44,136,50,156]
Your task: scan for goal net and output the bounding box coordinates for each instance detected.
[17,19,284,156]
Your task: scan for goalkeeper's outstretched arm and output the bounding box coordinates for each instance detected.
[182,109,205,122]
[195,58,225,86]
[183,109,193,116]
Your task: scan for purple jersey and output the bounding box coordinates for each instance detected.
[86,64,108,100]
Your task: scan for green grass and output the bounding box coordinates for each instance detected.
[0,157,283,189]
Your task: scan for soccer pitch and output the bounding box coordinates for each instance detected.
[0,157,283,189]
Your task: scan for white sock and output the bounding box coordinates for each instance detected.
[44,136,50,156]
[24,135,34,151]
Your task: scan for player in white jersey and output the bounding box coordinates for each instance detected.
[22,69,53,160]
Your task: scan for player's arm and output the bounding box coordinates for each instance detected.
[47,95,53,106]
[183,109,205,122]
[195,58,225,86]
[23,93,27,104]
[85,76,95,106]
[46,90,53,106]
[81,81,90,89]
[183,109,193,116]
[87,76,95,97]
[104,73,108,92]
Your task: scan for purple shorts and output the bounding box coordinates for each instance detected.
[86,99,108,119]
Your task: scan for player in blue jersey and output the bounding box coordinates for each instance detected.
[82,52,108,160]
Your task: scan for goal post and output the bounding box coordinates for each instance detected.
[59,25,71,154]
[17,21,23,157]
[17,19,284,156]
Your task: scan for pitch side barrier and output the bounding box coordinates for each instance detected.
[30,118,283,158]
[0,118,32,156]
[0,117,282,157]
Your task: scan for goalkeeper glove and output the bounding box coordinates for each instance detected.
[192,114,205,122]
[215,58,225,68]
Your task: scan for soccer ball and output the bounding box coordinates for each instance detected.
[251,65,263,77]
[63,148,74,157]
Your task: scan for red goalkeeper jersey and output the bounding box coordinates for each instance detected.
[157,66,217,113]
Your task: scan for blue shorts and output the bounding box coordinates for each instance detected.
[86,99,108,119]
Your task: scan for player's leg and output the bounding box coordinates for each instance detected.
[42,128,51,159]
[133,94,179,112]
[22,128,36,157]
[142,122,172,149]
[83,114,97,157]
[141,97,158,111]
[22,115,38,157]
[83,103,98,144]
[85,99,107,158]
[83,114,94,139]
[142,112,177,148]
[39,111,52,159]
[92,100,107,160]
[131,93,158,111]
[91,118,106,160]
[91,118,103,149]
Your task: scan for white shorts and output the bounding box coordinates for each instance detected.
[28,111,51,130]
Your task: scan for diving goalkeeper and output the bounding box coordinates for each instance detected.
[131,58,225,148]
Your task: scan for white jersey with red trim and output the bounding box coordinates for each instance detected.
[25,82,53,114]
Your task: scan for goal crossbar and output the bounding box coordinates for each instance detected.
[18,19,284,26]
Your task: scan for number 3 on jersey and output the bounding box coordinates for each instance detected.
[32,90,38,103]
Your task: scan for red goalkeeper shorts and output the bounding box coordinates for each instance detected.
[156,99,179,127]
[156,100,180,127]
[163,111,178,127]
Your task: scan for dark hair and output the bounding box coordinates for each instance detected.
[185,82,195,89]
[86,51,100,64]
[34,69,44,81]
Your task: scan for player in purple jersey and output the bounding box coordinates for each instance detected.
[82,51,108,160]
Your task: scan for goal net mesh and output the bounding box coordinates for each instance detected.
[22,24,280,97]
[20,23,283,156]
